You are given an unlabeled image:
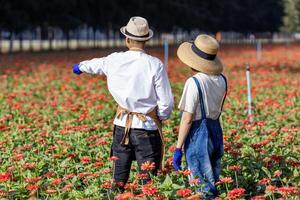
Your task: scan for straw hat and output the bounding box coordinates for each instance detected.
[177,34,223,75]
[120,16,153,41]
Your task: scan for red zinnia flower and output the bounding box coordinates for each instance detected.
[63,173,76,181]
[227,188,246,200]
[25,177,42,184]
[141,161,156,171]
[68,152,77,158]
[154,197,165,200]
[189,178,200,185]
[80,156,91,164]
[115,192,135,200]
[124,182,138,191]
[251,195,265,200]
[142,184,158,196]
[23,163,36,170]
[43,171,55,178]
[277,186,300,196]
[228,165,241,171]
[258,178,271,185]
[13,153,24,161]
[51,178,62,186]
[101,168,111,174]
[176,188,192,197]
[26,184,39,196]
[101,183,112,189]
[0,172,11,183]
[0,190,6,197]
[137,173,149,180]
[216,177,233,185]
[94,161,104,167]
[109,156,119,161]
[179,169,192,176]
[274,170,282,177]
[46,189,57,194]
[78,172,93,178]
[266,185,277,192]
[61,184,73,192]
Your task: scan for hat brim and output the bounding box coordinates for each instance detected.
[120,26,153,41]
[177,42,223,75]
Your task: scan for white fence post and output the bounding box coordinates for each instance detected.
[164,39,169,70]
[256,40,262,61]
[246,63,253,123]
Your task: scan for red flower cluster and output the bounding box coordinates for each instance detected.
[61,184,73,192]
[137,173,149,180]
[277,186,300,196]
[176,188,192,197]
[251,195,265,200]
[124,182,138,191]
[228,165,241,171]
[0,172,11,183]
[80,156,91,164]
[109,156,119,161]
[26,184,39,196]
[216,177,233,185]
[141,161,156,171]
[142,184,158,196]
[101,183,112,189]
[115,192,135,200]
[179,169,192,176]
[227,188,246,200]
[257,178,271,185]
[51,178,62,186]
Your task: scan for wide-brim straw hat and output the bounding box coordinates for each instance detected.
[120,16,153,41]
[177,34,223,75]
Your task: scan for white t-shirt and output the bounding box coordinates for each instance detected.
[178,73,227,120]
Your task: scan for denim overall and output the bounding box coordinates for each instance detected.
[184,75,227,198]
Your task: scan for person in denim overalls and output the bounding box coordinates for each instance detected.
[173,34,227,198]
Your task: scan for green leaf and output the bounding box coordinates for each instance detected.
[161,174,173,187]
[261,167,271,178]
[293,168,299,177]
[171,183,183,190]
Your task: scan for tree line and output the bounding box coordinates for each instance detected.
[0,0,285,38]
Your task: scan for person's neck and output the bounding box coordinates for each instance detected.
[129,46,145,52]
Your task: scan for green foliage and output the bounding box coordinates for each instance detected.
[281,0,300,33]
[0,0,284,33]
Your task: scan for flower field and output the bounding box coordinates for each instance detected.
[0,43,299,199]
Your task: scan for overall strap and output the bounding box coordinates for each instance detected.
[192,77,206,119]
[218,74,228,118]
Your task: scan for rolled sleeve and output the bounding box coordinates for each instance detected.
[178,78,198,114]
[154,63,174,120]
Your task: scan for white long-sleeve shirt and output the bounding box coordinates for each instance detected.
[79,50,174,130]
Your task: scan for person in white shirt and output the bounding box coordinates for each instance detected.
[72,16,174,193]
[172,34,227,199]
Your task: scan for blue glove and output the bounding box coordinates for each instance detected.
[173,148,183,171]
[73,64,82,75]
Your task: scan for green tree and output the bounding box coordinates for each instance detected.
[281,0,300,32]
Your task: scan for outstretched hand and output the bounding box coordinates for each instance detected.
[73,64,82,75]
[173,148,183,171]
